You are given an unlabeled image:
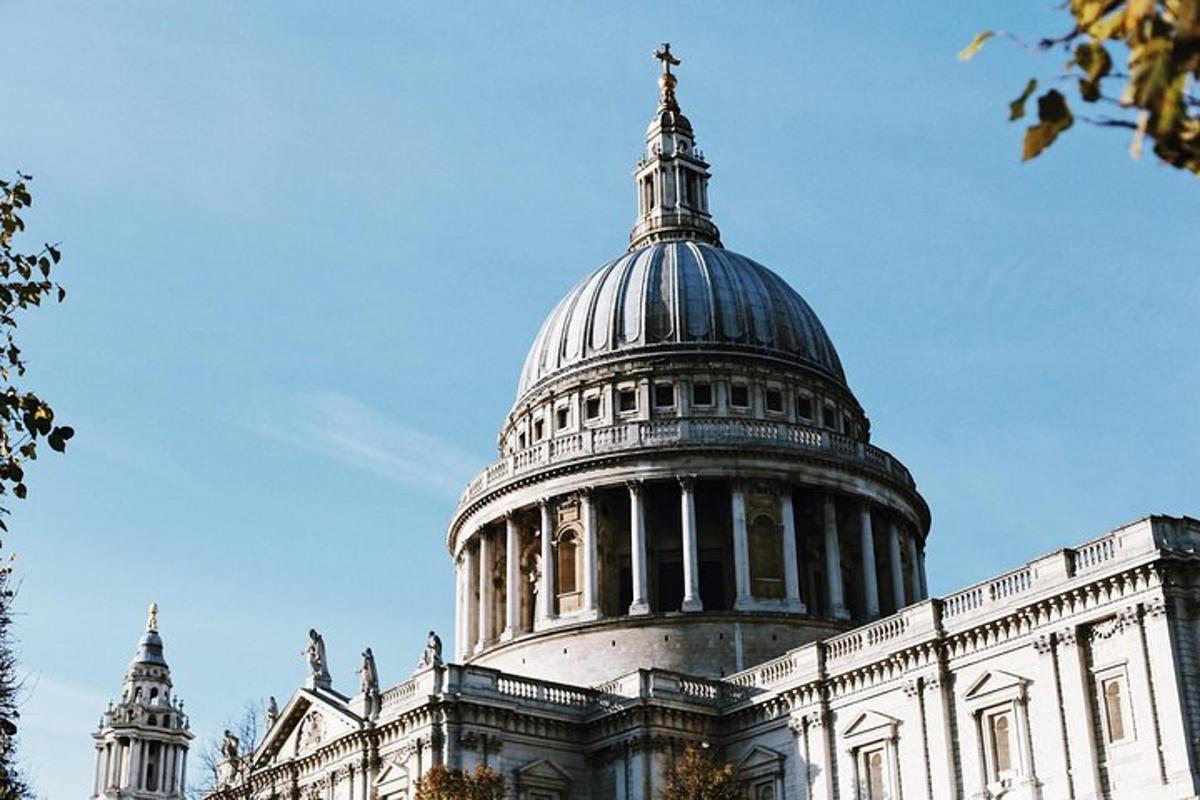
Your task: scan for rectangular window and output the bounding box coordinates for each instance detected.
[797,394,813,420]
[518,432,527,450]
[731,384,750,408]
[618,389,637,413]
[533,419,544,441]
[765,388,783,412]
[823,403,837,429]
[585,397,601,419]
[692,382,713,406]
[653,383,675,408]
[556,407,570,430]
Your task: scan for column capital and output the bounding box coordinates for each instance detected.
[625,479,644,494]
[677,474,697,491]
[536,495,554,509]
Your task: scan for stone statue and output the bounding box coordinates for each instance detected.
[303,629,332,688]
[417,630,443,670]
[357,647,379,695]
[221,729,240,761]
[266,696,279,726]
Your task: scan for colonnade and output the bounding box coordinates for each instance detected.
[93,736,188,797]
[455,479,929,661]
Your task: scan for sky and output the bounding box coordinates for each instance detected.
[1,3,1196,797]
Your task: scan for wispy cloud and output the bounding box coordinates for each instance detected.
[246,391,486,500]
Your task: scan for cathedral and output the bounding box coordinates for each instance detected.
[93,46,1200,800]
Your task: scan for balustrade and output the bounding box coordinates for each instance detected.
[457,417,917,511]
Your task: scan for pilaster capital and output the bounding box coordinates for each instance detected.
[677,474,697,492]
[625,479,644,495]
[1032,634,1055,655]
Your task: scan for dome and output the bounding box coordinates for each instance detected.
[517,241,846,400]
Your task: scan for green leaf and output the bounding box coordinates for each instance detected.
[1010,79,1038,121]
[958,30,994,61]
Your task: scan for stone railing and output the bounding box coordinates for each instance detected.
[457,417,915,511]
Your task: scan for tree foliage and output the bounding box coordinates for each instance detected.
[0,557,28,800]
[413,765,505,800]
[658,743,739,800]
[962,1,1200,174]
[0,173,73,521]
[187,701,264,800]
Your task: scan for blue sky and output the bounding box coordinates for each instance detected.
[2,3,1196,797]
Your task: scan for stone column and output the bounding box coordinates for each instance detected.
[888,520,906,610]
[822,495,849,619]
[907,533,922,602]
[475,529,493,653]
[628,481,650,615]
[918,546,929,599]
[859,503,881,619]
[779,488,805,612]
[501,514,520,641]
[798,709,835,800]
[1055,626,1103,799]
[581,490,600,617]
[731,481,752,610]
[179,749,188,799]
[538,499,555,624]
[680,477,703,611]
[463,543,480,660]
[453,555,464,660]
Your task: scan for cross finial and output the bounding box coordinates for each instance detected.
[654,43,680,76]
[147,602,158,632]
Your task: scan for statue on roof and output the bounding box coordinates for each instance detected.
[221,729,240,762]
[417,630,443,671]
[303,629,332,688]
[266,696,279,727]
[358,648,379,695]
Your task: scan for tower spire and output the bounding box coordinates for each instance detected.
[629,43,721,251]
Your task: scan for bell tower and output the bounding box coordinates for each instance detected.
[91,604,192,800]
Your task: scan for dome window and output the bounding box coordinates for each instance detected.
[822,402,838,430]
[518,432,527,450]
[730,384,750,408]
[585,397,601,420]
[533,419,545,441]
[556,407,570,431]
[692,382,713,407]
[618,389,637,413]
[653,383,675,408]
[765,388,783,413]
[797,394,814,420]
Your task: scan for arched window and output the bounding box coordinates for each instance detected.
[749,515,784,599]
[1104,679,1127,742]
[556,532,580,594]
[990,712,1013,774]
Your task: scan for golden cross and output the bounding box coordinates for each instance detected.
[653,43,680,76]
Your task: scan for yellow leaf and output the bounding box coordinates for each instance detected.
[958,30,994,61]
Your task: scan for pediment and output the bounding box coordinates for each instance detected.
[517,758,570,789]
[842,710,900,741]
[251,687,362,769]
[964,670,1029,704]
[737,745,784,772]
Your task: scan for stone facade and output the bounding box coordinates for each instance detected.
[195,47,1199,800]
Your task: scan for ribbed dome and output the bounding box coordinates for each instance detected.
[517,242,846,399]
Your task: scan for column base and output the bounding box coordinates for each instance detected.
[785,600,808,614]
[681,597,704,613]
[473,640,493,655]
[498,628,516,642]
[628,601,651,616]
[733,596,756,612]
[831,605,851,621]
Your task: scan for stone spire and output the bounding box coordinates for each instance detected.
[629,43,722,251]
[91,604,192,800]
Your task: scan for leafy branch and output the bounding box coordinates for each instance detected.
[961,0,1200,174]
